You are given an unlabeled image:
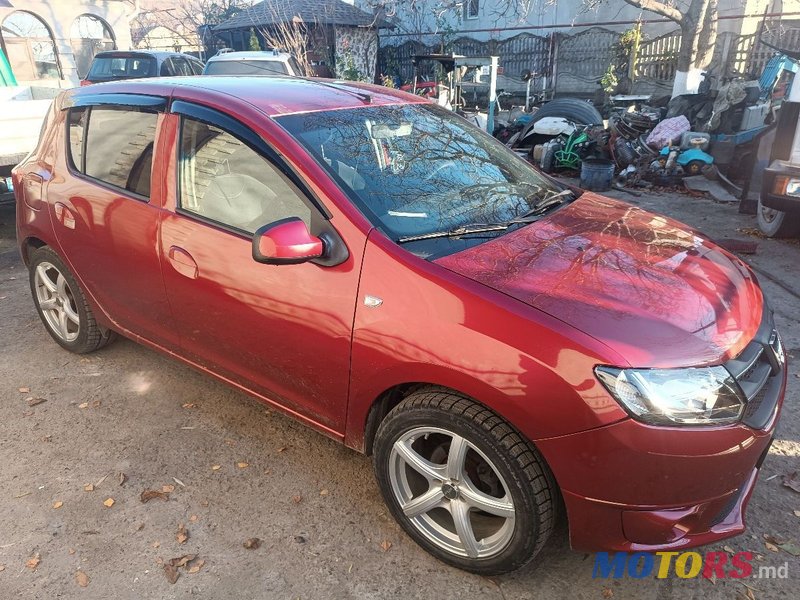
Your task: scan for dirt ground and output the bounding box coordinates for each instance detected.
[0,188,798,600]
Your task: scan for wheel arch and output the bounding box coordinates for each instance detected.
[21,236,48,267]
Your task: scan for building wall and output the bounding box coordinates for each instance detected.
[0,0,133,86]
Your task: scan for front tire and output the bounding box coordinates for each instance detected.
[373,388,556,575]
[757,197,800,238]
[29,246,116,353]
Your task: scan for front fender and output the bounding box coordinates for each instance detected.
[344,231,628,452]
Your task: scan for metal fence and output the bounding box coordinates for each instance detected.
[378,19,800,98]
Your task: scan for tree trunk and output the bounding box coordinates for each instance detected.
[672,0,718,97]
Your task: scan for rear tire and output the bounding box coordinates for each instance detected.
[29,246,116,354]
[373,387,556,575]
[757,198,800,238]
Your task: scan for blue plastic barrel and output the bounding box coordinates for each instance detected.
[580,158,615,192]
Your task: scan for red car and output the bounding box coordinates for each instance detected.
[13,78,786,575]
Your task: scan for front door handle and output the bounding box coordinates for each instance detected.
[167,246,198,279]
[54,202,76,229]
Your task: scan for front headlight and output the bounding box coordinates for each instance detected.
[595,365,745,426]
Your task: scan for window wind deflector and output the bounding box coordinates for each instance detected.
[63,93,167,110]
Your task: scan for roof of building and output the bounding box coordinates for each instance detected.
[68,76,426,117]
[213,0,391,32]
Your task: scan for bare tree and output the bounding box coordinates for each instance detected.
[257,12,316,76]
[133,0,252,54]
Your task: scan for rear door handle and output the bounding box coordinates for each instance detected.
[167,245,198,279]
[54,202,76,229]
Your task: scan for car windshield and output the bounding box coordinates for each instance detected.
[277,103,566,257]
[87,55,157,80]
[204,60,289,76]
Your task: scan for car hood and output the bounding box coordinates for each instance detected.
[434,194,763,368]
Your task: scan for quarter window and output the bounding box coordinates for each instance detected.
[179,117,311,233]
[67,108,87,172]
[67,105,157,198]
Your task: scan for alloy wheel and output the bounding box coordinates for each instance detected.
[388,426,516,559]
[34,261,80,342]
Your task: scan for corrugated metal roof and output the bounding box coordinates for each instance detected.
[214,0,389,31]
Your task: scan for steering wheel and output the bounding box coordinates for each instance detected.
[425,161,459,181]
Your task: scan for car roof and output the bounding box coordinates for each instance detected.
[68,76,427,117]
[93,50,196,60]
[207,51,292,62]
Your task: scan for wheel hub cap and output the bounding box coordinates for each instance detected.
[441,482,459,500]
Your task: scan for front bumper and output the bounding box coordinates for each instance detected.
[538,312,787,552]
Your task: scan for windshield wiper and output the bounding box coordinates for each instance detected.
[396,189,575,244]
[397,223,509,243]
[511,189,574,222]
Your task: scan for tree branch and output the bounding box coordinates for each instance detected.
[621,0,684,24]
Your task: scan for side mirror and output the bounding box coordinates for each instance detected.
[252,217,324,265]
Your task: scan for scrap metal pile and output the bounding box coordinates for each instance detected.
[492,53,798,196]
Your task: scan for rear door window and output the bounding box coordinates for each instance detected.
[68,105,158,198]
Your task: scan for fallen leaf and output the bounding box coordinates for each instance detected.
[0,564,5,571]
[602,588,614,599]
[172,477,186,488]
[211,465,221,471]
[103,498,115,508]
[162,484,175,493]
[163,564,179,584]
[236,462,249,469]
[83,484,94,492]
[181,403,196,409]
[186,558,205,574]
[91,400,101,408]
[176,523,189,545]
[75,570,89,587]
[763,533,787,545]
[380,540,392,552]
[26,397,47,407]
[68,548,76,555]
[777,541,800,556]
[765,541,779,552]
[320,489,329,496]
[78,402,89,409]
[243,538,261,550]
[189,514,199,523]
[26,554,40,570]
[292,495,302,504]
[18,387,30,393]
[783,472,800,493]
[140,489,169,503]
[151,541,160,548]
[277,446,287,453]
[53,501,63,509]
[168,554,196,568]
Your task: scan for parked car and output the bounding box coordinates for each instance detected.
[202,50,301,77]
[13,77,786,575]
[81,50,204,86]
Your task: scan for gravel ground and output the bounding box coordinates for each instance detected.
[0,188,798,600]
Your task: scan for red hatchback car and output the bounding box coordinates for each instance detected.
[13,78,786,574]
